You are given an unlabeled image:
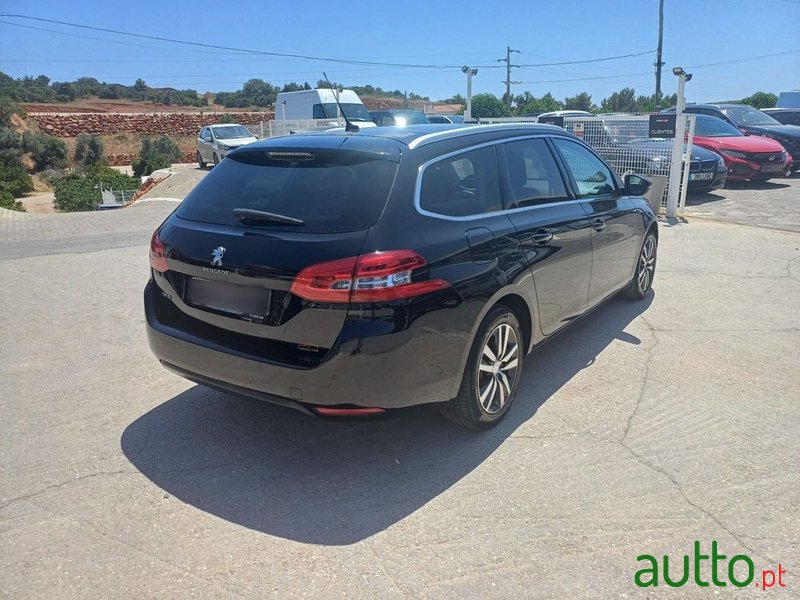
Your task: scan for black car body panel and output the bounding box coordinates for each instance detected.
[145,124,657,412]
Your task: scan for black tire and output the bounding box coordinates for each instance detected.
[212,152,220,166]
[197,151,207,169]
[441,305,524,430]
[624,231,657,300]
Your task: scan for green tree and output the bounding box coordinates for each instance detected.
[740,91,777,109]
[515,92,562,115]
[0,190,25,211]
[0,97,25,127]
[22,131,68,171]
[53,174,98,212]
[470,93,511,119]
[600,88,638,113]
[54,166,138,212]
[0,161,34,198]
[563,92,595,112]
[0,128,25,165]
[133,136,181,177]
[74,134,105,167]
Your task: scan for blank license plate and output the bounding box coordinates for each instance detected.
[186,277,270,322]
[690,172,714,181]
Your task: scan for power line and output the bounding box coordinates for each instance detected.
[0,13,458,69]
[0,13,658,72]
[515,50,656,68]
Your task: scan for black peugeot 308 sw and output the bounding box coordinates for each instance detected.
[145,124,658,429]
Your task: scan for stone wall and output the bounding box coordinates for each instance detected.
[29,112,272,138]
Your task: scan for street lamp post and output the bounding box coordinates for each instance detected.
[666,67,692,218]
[462,66,478,122]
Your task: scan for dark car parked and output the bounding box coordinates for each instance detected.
[762,108,800,127]
[662,104,800,171]
[370,110,430,126]
[565,118,727,192]
[145,124,658,429]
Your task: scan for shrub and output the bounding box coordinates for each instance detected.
[0,127,24,166]
[0,190,25,211]
[0,97,25,128]
[84,164,139,189]
[0,161,34,197]
[23,131,68,171]
[38,167,66,187]
[53,166,139,212]
[132,136,181,177]
[133,154,171,177]
[53,174,98,212]
[74,134,105,167]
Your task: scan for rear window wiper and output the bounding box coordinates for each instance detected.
[233,208,305,226]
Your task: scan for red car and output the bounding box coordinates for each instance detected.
[691,114,792,181]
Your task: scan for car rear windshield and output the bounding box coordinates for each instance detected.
[176,149,399,233]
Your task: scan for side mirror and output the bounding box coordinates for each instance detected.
[624,173,651,197]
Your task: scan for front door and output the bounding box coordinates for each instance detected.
[550,137,643,306]
[497,137,593,336]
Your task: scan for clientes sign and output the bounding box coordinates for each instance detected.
[635,541,787,590]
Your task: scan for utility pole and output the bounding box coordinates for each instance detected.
[654,0,665,109]
[498,46,520,107]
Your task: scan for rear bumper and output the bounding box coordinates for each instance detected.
[144,280,469,410]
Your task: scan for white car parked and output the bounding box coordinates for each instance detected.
[196,124,258,167]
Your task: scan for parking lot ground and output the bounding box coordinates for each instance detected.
[1,197,799,597]
[684,173,800,233]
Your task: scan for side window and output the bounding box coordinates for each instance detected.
[419,146,503,217]
[312,104,325,119]
[501,138,569,207]
[552,138,617,198]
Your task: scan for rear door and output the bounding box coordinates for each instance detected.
[497,136,593,336]
[155,144,400,360]
[551,137,643,306]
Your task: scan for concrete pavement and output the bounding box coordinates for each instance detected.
[1,196,798,597]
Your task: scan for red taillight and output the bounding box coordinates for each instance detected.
[149,230,169,273]
[290,249,450,303]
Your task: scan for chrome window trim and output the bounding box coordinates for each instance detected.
[407,123,561,150]
[414,136,582,222]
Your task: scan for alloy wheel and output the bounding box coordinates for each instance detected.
[638,236,656,293]
[476,323,520,414]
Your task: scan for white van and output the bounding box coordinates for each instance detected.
[274,89,376,126]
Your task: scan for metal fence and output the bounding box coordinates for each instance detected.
[98,186,138,209]
[247,119,344,139]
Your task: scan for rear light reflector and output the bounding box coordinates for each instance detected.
[149,230,169,272]
[290,250,450,303]
[315,407,386,417]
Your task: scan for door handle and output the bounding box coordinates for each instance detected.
[592,218,607,232]
[530,229,553,245]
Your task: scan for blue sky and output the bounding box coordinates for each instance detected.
[0,0,798,104]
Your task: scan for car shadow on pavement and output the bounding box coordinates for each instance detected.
[724,180,791,191]
[685,191,726,206]
[122,294,653,545]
